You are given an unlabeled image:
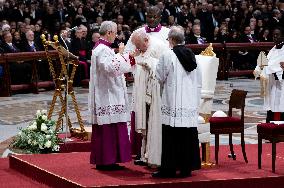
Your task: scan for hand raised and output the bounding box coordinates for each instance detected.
[118,43,125,54]
[129,49,141,57]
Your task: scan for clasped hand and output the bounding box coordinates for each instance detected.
[137,62,151,70]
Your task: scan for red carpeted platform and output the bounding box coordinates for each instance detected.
[58,134,91,153]
[9,143,284,188]
[0,158,48,187]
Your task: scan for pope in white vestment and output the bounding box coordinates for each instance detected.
[88,21,134,170]
[130,30,169,166]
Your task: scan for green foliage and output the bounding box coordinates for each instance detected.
[11,110,61,154]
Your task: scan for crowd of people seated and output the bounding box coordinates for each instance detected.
[0,0,283,86]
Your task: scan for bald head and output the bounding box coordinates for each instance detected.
[131,29,150,52]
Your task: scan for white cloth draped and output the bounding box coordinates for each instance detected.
[195,55,219,116]
[131,36,169,165]
[146,74,162,165]
[133,61,150,135]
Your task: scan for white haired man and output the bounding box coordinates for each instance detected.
[88,21,137,170]
[130,29,169,167]
[153,26,201,178]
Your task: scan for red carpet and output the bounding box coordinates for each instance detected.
[0,158,48,187]
[9,143,284,188]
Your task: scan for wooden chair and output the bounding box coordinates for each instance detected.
[257,123,284,173]
[209,89,248,164]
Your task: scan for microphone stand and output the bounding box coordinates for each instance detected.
[60,32,73,142]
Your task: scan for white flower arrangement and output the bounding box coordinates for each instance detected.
[11,110,61,154]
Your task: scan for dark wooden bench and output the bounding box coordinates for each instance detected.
[0,42,275,96]
[0,51,58,97]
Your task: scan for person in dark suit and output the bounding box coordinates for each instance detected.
[12,2,26,22]
[1,32,19,53]
[29,2,42,24]
[237,26,258,70]
[157,1,170,25]
[186,24,206,44]
[133,6,146,25]
[269,9,282,31]
[22,30,49,81]
[1,31,32,84]
[70,27,89,85]
[55,3,68,24]
[22,30,41,52]
[196,3,216,42]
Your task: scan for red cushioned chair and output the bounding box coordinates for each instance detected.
[209,89,248,164]
[257,123,284,173]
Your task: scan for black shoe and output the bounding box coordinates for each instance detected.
[152,171,176,178]
[134,155,141,160]
[96,164,125,171]
[96,165,108,170]
[110,164,125,170]
[134,160,147,166]
[177,170,192,178]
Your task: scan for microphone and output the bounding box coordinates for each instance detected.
[61,26,78,36]
[68,26,78,32]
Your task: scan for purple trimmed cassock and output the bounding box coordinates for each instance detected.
[88,39,133,166]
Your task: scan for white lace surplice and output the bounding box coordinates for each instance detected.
[263,45,284,112]
[88,44,132,125]
[156,50,202,128]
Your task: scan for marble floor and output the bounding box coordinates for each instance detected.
[0,78,266,156]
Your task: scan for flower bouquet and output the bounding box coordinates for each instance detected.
[11,110,61,154]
